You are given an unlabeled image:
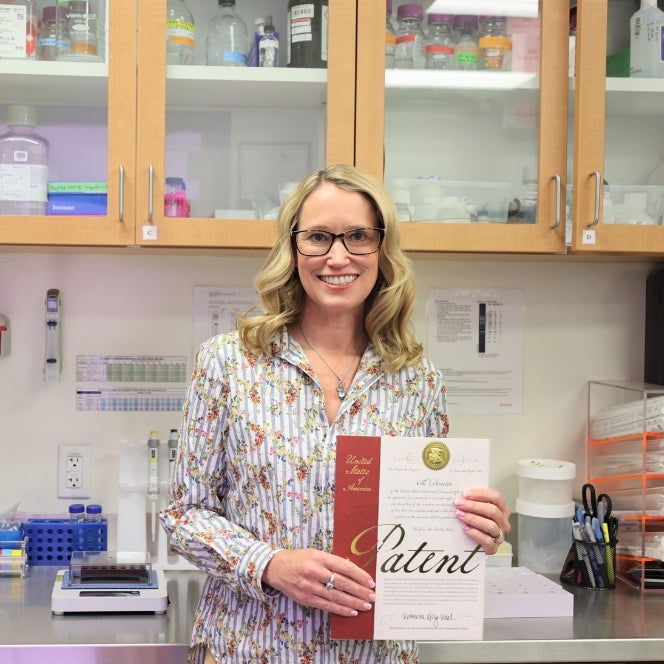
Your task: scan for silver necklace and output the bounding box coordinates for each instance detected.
[298,325,359,400]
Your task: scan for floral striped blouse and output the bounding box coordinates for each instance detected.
[160,327,449,664]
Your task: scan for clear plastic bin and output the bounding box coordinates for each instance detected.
[603,185,664,226]
[387,178,516,223]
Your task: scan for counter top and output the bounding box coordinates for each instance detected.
[1,567,664,663]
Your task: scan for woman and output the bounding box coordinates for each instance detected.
[161,164,510,663]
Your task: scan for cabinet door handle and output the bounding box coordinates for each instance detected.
[587,170,601,227]
[118,164,125,223]
[550,174,561,229]
[148,164,154,223]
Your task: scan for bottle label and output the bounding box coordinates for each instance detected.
[386,33,396,46]
[425,44,454,55]
[224,50,248,65]
[479,35,512,69]
[456,51,477,66]
[167,19,195,48]
[0,164,48,202]
[0,5,30,58]
[396,33,417,45]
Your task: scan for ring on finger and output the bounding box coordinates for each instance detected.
[324,573,334,591]
[492,527,505,546]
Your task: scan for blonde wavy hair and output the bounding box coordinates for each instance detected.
[237,164,422,373]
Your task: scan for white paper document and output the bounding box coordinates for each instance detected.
[332,436,489,641]
[427,289,524,413]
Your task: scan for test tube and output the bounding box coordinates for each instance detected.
[86,504,102,522]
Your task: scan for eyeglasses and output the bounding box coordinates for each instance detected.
[291,227,384,256]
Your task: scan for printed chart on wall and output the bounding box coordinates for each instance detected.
[193,286,257,353]
[427,289,524,414]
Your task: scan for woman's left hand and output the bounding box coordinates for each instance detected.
[454,487,511,554]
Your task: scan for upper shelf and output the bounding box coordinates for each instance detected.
[0,60,327,109]
[166,66,328,109]
[5,59,664,116]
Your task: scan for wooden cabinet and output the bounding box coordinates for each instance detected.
[355,2,570,254]
[0,0,137,246]
[3,0,663,256]
[0,0,356,249]
[571,0,664,256]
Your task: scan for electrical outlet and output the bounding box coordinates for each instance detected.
[58,444,92,499]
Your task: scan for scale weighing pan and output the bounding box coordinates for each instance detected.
[51,551,168,615]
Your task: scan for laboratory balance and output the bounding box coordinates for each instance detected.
[51,551,168,615]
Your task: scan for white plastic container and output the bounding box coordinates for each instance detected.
[516,499,575,574]
[517,458,576,506]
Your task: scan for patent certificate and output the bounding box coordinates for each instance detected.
[331,436,489,641]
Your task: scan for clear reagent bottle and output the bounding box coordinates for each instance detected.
[394,3,425,69]
[86,504,103,522]
[630,0,664,78]
[453,15,478,71]
[206,0,249,66]
[385,0,396,68]
[0,105,49,216]
[167,0,195,65]
[258,14,279,67]
[425,13,456,70]
[478,15,511,70]
[38,5,58,61]
[69,503,85,522]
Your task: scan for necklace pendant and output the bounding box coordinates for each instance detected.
[336,381,347,400]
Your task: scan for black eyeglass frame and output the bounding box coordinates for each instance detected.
[291,227,385,256]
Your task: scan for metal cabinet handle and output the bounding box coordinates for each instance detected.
[550,173,561,229]
[118,164,124,223]
[587,170,601,227]
[148,164,154,223]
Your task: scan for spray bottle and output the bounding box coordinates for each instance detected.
[147,430,160,543]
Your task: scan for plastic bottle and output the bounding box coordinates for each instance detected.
[166,0,195,65]
[385,0,396,69]
[258,15,279,67]
[56,0,100,62]
[0,105,50,216]
[249,17,265,66]
[287,0,327,68]
[69,503,85,522]
[453,15,478,71]
[394,3,425,69]
[164,176,191,217]
[477,15,511,71]
[424,13,456,70]
[630,0,664,78]
[0,0,38,60]
[38,6,58,61]
[206,0,249,66]
[85,504,103,522]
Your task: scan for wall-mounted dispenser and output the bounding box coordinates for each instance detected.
[44,288,61,382]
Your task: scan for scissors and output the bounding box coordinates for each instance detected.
[582,483,612,523]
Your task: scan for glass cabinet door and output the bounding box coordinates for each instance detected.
[356,1,568,254]
[571,0,664,255]
[0,0,137,246]
[136,0,356,249]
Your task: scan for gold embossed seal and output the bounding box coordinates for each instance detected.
[422,441,450,470]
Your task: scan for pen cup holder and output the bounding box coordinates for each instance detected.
[560,538,617,590]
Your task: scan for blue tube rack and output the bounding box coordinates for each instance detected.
[24,518,107,566]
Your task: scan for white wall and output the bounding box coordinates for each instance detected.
[0,251,654,523]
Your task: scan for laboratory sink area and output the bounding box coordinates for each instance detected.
[1,565,664,663]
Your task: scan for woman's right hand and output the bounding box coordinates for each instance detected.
[262,548,376,617]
